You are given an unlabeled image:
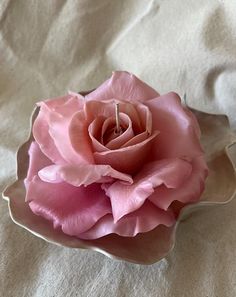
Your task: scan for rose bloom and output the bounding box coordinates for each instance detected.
[25,71,208,240]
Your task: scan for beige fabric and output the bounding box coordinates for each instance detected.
[1,0,236,296]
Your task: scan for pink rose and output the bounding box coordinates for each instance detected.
[25,71,208,240]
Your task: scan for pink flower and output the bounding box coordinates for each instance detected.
[25,71,208,240]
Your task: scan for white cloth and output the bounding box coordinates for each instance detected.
[1,0,236,296]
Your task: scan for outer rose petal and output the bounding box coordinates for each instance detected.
[102,158,192,222]
[85,71,159,103]
[184,106,201,138]
[145,92,203,159]
[47,108,94,165]
[78,201,175,239]
[94,131,159,174]
[149,156,208,210]
[36,93,95,165]
[27,176,112,235]
[38,164,133,186]
[42,93,84,112]
[25,141,52,183]
[34,94,85,164]
[33,103,67,165]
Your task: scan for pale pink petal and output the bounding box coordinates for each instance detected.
[25,141,52,183]
[119,104,152,148]
[38,164,133,186]
[94,131,159,174]
[135,103,152,134]
[88,113,135,152]
[85,71,159,103]
[100,116,118,146]
[145,92,203,159]
[88,116,109,153]
[42,93,84,115]
[87,100,153,157]
[121,131,149,147]
[85,99,143,133]
[102,158,192,222]
[184,106,201,138]
[149,156,208,210]
[33,104,67,164]
[119,104,151,148]
[68,91,85,101]
[103,113,135,149]
[27,176,111,235]
[47,107,94,165]
[42,94,71,107]
[36,94,94,165]
[78,201,175,239]
[85,100,116,122]
[33,94,84,164]
[68,111,94,163]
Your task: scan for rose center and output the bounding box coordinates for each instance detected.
[101,117,128,146]
[87,101,152,153]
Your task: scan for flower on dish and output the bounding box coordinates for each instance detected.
[24,71,208,240]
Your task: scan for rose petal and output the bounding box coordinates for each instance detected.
[38,164,133,186]
[120,104,152,147]
[94,131,159,174]
[68,91,85,101]
[121,131,149,147]
[85,71,159,103]
[102,158,192,222]
[88,113,135,152]
[25,141,52,183]
[42,93,84,115]
[33,103,67,165]
[88,116,108,152]
[68,111,94,163]
[27,176,111,235]
[104,113,135,149]
[78,201,175,239]
[34,94,88,165]
[149,156,208,210]
[184,106,201,138]
[145,92,203,159]
[100,117,119,146]
[135,103,152,134]
[46,105,94,165]
[85,99,143,133]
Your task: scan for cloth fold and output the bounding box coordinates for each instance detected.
[1,0,236,296]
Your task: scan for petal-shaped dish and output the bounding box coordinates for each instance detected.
[2,102,236,264]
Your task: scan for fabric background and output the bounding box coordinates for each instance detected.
[1,0,236,296]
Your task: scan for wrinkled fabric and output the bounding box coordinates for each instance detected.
[1,1,236,297]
